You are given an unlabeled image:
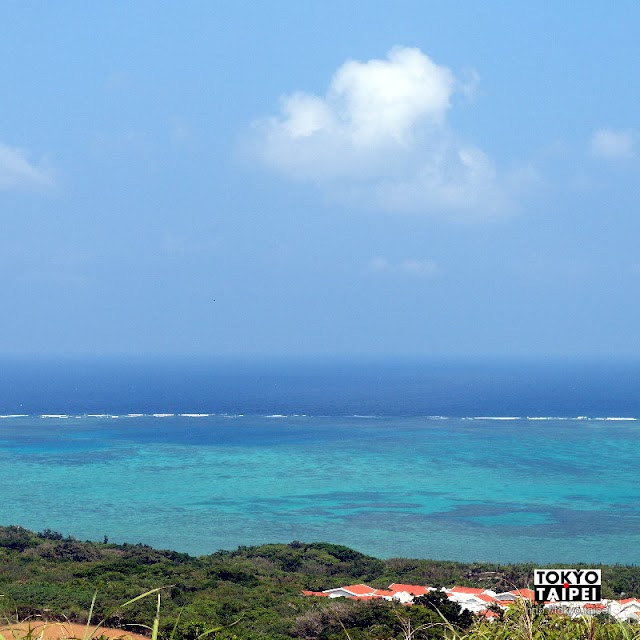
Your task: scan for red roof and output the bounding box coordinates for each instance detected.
[449,587,488,595]
[302,590,329,597]
[584,603,606,610]
[619,598,640,605]
[320,584,424,600]
[388,583,430,596]
[329,584,376,596]
[475,593,499,603]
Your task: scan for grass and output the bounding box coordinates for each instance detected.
[2,588,640,640]
[448,599,640,640]
[0,588,239,640]
[0,587,166,640]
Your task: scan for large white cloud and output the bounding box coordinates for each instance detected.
[0,142,53,191]
[249,46,510,217]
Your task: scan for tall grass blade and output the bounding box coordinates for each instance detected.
[167,607,183,640]
[85,586,169,640]
[195,616,243,639]
[150,593,160,640]
[83,591,98,640]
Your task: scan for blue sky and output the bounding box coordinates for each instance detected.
[2,1,639,359]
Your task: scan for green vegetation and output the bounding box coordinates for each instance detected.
[1,526,639,640]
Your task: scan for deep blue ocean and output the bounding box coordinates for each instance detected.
[1,357,639,564]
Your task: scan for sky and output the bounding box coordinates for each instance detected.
[1,1,639,359]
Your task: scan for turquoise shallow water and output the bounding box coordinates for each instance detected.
[2,414,639,564]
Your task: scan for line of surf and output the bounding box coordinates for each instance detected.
[0,414,637,422]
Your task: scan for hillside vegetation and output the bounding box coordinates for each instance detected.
[1,526,639,640]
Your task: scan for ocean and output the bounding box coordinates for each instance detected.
[1,357,639,564]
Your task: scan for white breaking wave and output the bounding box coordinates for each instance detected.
[1,413,637,422]
[528,416,590,420]
[527,417,574,421]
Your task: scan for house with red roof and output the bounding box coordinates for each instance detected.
[322,584,377,598]
[608,598,640,621]
[321,584,418,603]
[387,583,431,597]
[445,587,502,614]
[302,581,640,622]
[494,588,535,602]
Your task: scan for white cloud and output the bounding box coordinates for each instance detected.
[330,46,454,146]
[0,142,53,191]
[248,46,510,218]
[369,256,439,277]
[590,128,636,160]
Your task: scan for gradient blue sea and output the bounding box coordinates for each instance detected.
[1,357,639,564]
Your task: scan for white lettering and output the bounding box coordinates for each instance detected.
[534,568,601,587]
[547,588,561,601]
[585,571,600,585]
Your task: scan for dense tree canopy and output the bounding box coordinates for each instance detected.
[1,526,639,640]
